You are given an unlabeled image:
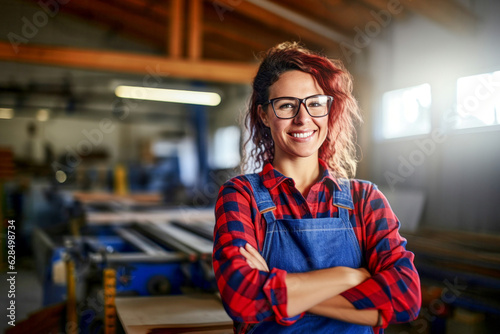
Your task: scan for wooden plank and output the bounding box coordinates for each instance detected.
[214,0,346,46]
[0,42,258,84]
[404,0,476,34]
[359,0,404,12]
[359,0,475,34]
[169,0,184,58]
[115,294,232,334]
[52,0,165,45]
[188,0,203,60]
[203,21,267,53]
[271,0,363,34]
[203,2,290,55]
[203,34,258,62]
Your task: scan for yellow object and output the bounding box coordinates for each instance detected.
[104,268,117,334]
[66,259,78,334]
[114,164,128,196]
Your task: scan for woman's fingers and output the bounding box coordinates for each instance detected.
[239,244,270,272]
[245,243,270,272]
[240,247,264,270]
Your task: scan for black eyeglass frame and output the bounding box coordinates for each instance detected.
[262,94,334,119]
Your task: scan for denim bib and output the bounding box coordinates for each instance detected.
[246,173,373,334]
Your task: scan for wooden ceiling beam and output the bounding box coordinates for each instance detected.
[271,0,355,35]
[110,0,168,21]
[188,0,203,60]
[245,0,350,43]
[204,3,286,50]
[50,0,165,45]
[0,42,258,84]
[214,0,348,47]
[203,22,267,55]
[361,0,475,33]
[169,0,184,58]
[358,0,400,12]
[204,37,253,62]
[404,0,476,34]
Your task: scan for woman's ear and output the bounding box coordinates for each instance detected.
[258,105,270,127]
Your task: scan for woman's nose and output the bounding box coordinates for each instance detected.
[293,102,310,123]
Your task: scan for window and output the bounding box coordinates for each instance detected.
[454,71,500,129]
[211,126,241,169]
[381,83,432,139]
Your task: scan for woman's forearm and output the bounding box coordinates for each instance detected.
[309,295,380,326]
[285,267,369,317]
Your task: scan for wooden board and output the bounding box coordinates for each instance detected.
[115,294,232,334]
[85,207,214,225]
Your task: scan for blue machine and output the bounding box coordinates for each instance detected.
[33,215,216,334]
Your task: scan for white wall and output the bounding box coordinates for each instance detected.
[355,0,500,232]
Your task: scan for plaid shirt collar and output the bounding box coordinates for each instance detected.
[259,159,341,192]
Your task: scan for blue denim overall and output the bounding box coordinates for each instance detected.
[246,174,373,333]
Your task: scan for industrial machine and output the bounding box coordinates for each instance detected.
[32,192,217,334]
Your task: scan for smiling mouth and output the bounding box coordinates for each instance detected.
[290,131,314,138]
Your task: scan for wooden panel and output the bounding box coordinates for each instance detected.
[115,294,232,334]
[214,0,343,47]
[110,0,168,21]
[50,0,165,46]
[0,42,258,84]
[203,2,289,51]
[203,23,267,57]
[271,0,364,34]
[203,35,256,62]
[188,0,203,60]
[405,0,476,34]
[169,0,184,57]
[362,0,475,33]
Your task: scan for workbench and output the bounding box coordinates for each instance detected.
[115,294,233,334]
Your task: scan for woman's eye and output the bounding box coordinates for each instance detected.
[308,101,323,108]
[278,103,295,109]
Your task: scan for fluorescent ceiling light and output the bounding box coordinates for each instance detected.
[0,108,14,119]
[115,85,221,106]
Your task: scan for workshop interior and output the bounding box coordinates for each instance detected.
[0,0,499,333]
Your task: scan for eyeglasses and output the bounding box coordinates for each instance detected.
[263,94,333,119]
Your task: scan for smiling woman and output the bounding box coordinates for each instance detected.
[213,42,421,334]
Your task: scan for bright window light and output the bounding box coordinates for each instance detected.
[381,84,432,139]
[211,126,241,169]
[454,71,500,129]
[115,85,221,106]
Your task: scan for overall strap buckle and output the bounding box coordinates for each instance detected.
[245,173,276,214]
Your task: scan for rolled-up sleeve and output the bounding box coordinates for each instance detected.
[213,177,300,325]
[341,182,421,330]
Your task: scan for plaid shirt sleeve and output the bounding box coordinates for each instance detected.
[341,181,421,331]
[213,175,298,327]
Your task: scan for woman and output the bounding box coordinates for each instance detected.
[213,42,421,333]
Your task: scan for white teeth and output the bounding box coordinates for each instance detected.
[291,131,313,138]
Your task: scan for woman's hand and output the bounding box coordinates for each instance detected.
[239,242,371,283]
[240,243,269,272]
[354,267,371,284]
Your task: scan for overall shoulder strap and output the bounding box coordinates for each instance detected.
[245,173,276,214]
[333,178,354,210]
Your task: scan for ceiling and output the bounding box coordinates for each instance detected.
[1,0,476,84]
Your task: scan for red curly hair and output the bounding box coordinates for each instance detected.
[242,42,362,179]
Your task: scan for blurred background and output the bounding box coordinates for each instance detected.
[0,0,499,333]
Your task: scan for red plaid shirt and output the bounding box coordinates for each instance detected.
[213,160,421,333]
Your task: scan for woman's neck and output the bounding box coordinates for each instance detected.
[273,156,321,197]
